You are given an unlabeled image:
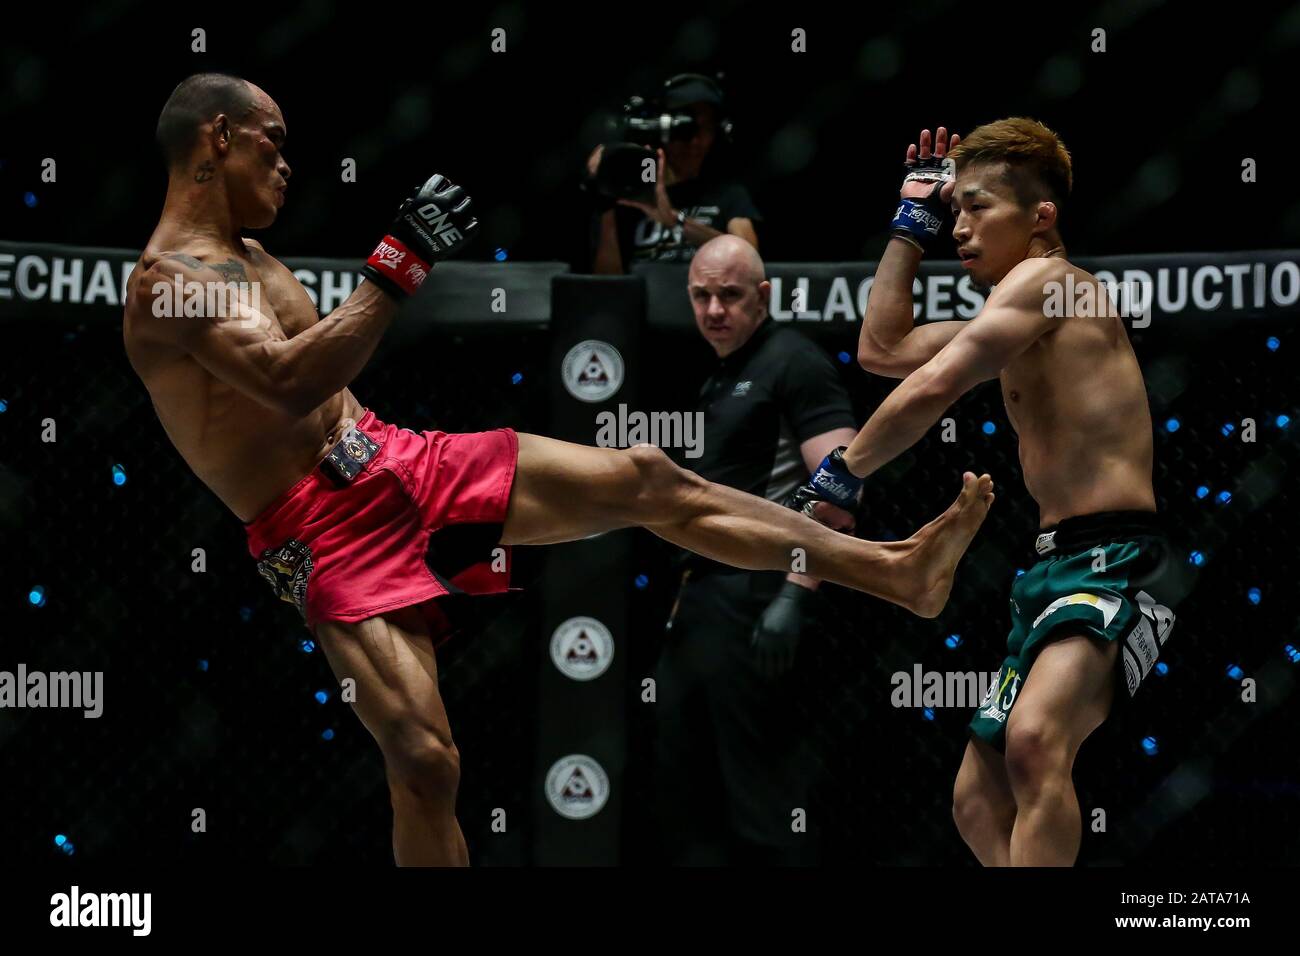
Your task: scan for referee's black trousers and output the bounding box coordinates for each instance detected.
[653,567,820,866]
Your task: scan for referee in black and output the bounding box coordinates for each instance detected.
[655,235,859,865]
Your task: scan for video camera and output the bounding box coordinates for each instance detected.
[587,74,732,205]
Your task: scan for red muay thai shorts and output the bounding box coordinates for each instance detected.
[244,409,518,640]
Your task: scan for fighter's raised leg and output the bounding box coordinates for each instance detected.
[502,434,993,618]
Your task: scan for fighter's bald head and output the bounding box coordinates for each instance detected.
[689,234,766,286]
[156,73,261,171]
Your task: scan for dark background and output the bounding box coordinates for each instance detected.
[1,1,1297,866]
[3,1,1295,262]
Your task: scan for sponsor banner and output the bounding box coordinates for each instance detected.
[5,241,1295,332]
[638,250,1300,333]
[0,240,564,325]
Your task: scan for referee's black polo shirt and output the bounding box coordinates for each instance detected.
[689,319,856,505]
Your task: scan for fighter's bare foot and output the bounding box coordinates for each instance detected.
[903,472,995,618]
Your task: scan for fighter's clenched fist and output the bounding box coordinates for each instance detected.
[362,173,479,299]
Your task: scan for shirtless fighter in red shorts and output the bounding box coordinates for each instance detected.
[124,74,994,865]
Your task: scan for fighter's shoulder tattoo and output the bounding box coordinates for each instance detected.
[210,259,249,283]
[155,253,250,286]
[195,161,215,183]
[160,252,205,270]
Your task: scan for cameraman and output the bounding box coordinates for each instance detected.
[585,74,761,274]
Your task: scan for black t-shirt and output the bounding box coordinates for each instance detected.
[613,176,761,268]
[686,321,856,503]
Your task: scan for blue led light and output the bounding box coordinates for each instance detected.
[300,639,316,654]
[1285,644,1300,664]
[198,659,209,672]
[321,728,335,741]
[1195,485,1210,500]
[0,399,8,413]
[1226,664,1244,681]
[61,841,75,856]
[494,248,508,262]
[54,834,67,847]
[1266,336,1280,351]
[510,372,523,385]
[1277,414,1290,428]
[1154,661,1169,676]
[1247,587,1261,605]
[1141,736,1159,756]
[1164,417,1180,433]
[922,708,935,721]
[945,633,963,649]
[837,351,852,364]
[1188,550,1205,566]
[111,464,127,486]
[982,421,996,435]
[24,191,37,208]
[1015,569,1025,577]
[1216,490,1232,505]
[1221,422,1235,436]
[634,574,648,589]
[314,690,329,704]
[28,585,46,607]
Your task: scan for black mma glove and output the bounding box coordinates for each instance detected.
[362,173,479,299]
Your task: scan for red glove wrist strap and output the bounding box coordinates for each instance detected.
[366,235,432,296]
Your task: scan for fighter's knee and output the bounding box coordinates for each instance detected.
[380,724,462,799]
[951,780,974,833]
[624,442,676,479]
[952,778,994,841]
[623,444,702,513]
[1004,720,1065,793]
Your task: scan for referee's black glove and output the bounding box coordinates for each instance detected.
[751,580,816,679]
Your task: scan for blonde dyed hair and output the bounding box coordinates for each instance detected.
[950,117,1072,214]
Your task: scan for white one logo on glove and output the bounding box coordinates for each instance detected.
[415,202,463,248]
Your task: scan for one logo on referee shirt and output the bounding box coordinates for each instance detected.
[544,754,610,820]
[562,339,624,403]
[550,616,614,681]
